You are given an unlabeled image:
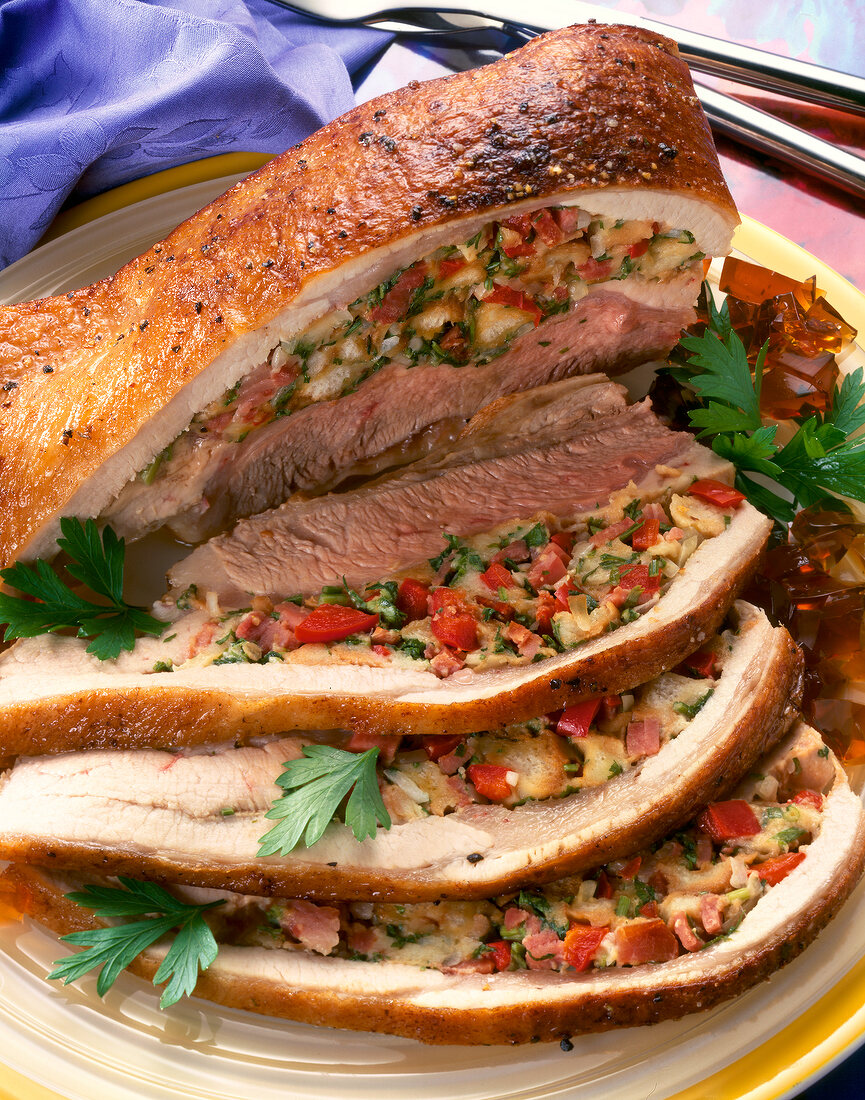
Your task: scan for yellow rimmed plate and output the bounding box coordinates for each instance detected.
[0,159,863,1100]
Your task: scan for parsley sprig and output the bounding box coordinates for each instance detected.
[257,745,391,857]
[49,877,224,1008]
[671,283,865,524]
[0,518,165,660]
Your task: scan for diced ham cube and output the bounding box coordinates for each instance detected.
[369,264,428,323]
[671,912,703,952]
[527,544,569,589]
[699,893,726,936]
[493,539,530,565]
[523,929,563,971]
[442,956,496,975]
[552,206,582,235]
[505,621,542,659]
[189,620,217,657]
[345,924,377,955]
[590,517,635,547]
[503,908,541,936]
[279,899,341,955]
[615,919,679,965]
[695,831,713,867]
[430,647,466,678]
[437,748,465,776]
[445,774,475,808]
[642,502,668,522]
[625,717,661,757]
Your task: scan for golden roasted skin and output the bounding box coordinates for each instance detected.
[0,23,735,569]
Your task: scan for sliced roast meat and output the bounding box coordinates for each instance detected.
[0,498,771,754]
[0,604,802,900]
[169,375,704,604]
[104,292,692,544]
[8,721,865,1045]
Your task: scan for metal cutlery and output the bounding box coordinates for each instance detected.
[266,0,865,198]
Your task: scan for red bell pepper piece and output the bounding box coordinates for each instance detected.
[468,763,514,801]
[421,734,465,762]
[697,799,760,842]
[754,851,806,885]
[628,239,649,258]
[595,871,614,899]
[550,530,575,554]
[534,590,556,635]
[429,586,471,615]
[369,264,428,323]
[438,255,467,278]
[790,789,824,811]
[530,208,564,247]
[485,284,542,326]
[487,940,512,971]
[431,613,479,652]
[678,649,717,679]
[294,604,379,644]
[601,695,622,721]
[688,479,746,509]
[481,562,514,592]
[429,590,480,651]
[618,856,642,880]
[396,577,431,622]
[631,518,660,550]
[561,924,607,972]
[556,698,602,739]
[618,562,661,595]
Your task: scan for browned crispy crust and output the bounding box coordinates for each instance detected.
[6,767,864,1045]
[0,23,735,570]
[0,504,768,756]
[0,618,803,902]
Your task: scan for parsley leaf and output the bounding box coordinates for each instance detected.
[49,876,223,1008]
[673,284,865,524]
[0,518,165,660]
[679,306,763,430]
[825,366,865,437]
[257,745,391,856]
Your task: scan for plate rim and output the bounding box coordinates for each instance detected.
[0,165,863,1100]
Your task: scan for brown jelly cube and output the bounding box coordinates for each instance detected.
[719,257,809,305]
[760,364,827,419]
[792,508,865,567]
[801,296,857,355]
[811,697,865,764]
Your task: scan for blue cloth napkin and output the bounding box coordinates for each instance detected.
[0,0,391,268]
